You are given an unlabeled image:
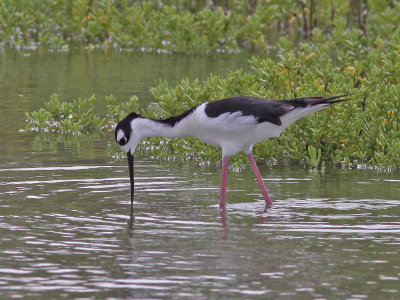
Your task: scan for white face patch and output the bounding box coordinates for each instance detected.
[116,129,125,143]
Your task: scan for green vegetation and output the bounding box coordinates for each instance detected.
[0,0,398,53]
[19,1,400,169]
[25,94,106,135]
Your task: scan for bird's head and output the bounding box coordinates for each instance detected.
[115,112,142,210]
[115,112,141,156]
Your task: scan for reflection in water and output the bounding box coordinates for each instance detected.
[128,208,135,230]
[219,207,227,242]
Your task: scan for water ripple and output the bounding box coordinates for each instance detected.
[1,163,400,299]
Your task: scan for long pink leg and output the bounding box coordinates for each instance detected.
[247,153,273,207]
[220,156,229,209]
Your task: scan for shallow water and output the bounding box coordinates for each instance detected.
[1,154,400,299]
[1,49,400,299]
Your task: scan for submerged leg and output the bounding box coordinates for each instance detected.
[247,153,273,207]
[220,156,229,209]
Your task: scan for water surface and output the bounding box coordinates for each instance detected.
[1,49,400,299]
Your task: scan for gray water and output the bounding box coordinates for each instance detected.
[1,49,400,299]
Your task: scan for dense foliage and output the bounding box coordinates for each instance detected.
[1,0,398,53]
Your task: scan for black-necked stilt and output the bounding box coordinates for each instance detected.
[115,95,350,215]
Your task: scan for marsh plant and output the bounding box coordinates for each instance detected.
[24,94,106,135]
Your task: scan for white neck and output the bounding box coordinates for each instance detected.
[133,117,193,139]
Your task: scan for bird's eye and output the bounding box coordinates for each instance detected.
[118,137,127,146]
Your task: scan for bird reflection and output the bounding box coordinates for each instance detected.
[128,210,135,230]
[219,207,227,242]
[219,203,272,243]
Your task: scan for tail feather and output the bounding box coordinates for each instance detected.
[278,94,352,129]
[286,94,352,107]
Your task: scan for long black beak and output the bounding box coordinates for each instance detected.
[127,151,134,218]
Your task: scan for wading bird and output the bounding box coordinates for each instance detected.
[115,95,350,216]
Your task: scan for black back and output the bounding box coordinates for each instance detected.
[205,95,349,126]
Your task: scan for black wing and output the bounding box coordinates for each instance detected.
[205,95,349,126]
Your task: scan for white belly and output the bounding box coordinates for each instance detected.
[184,104,283,156]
